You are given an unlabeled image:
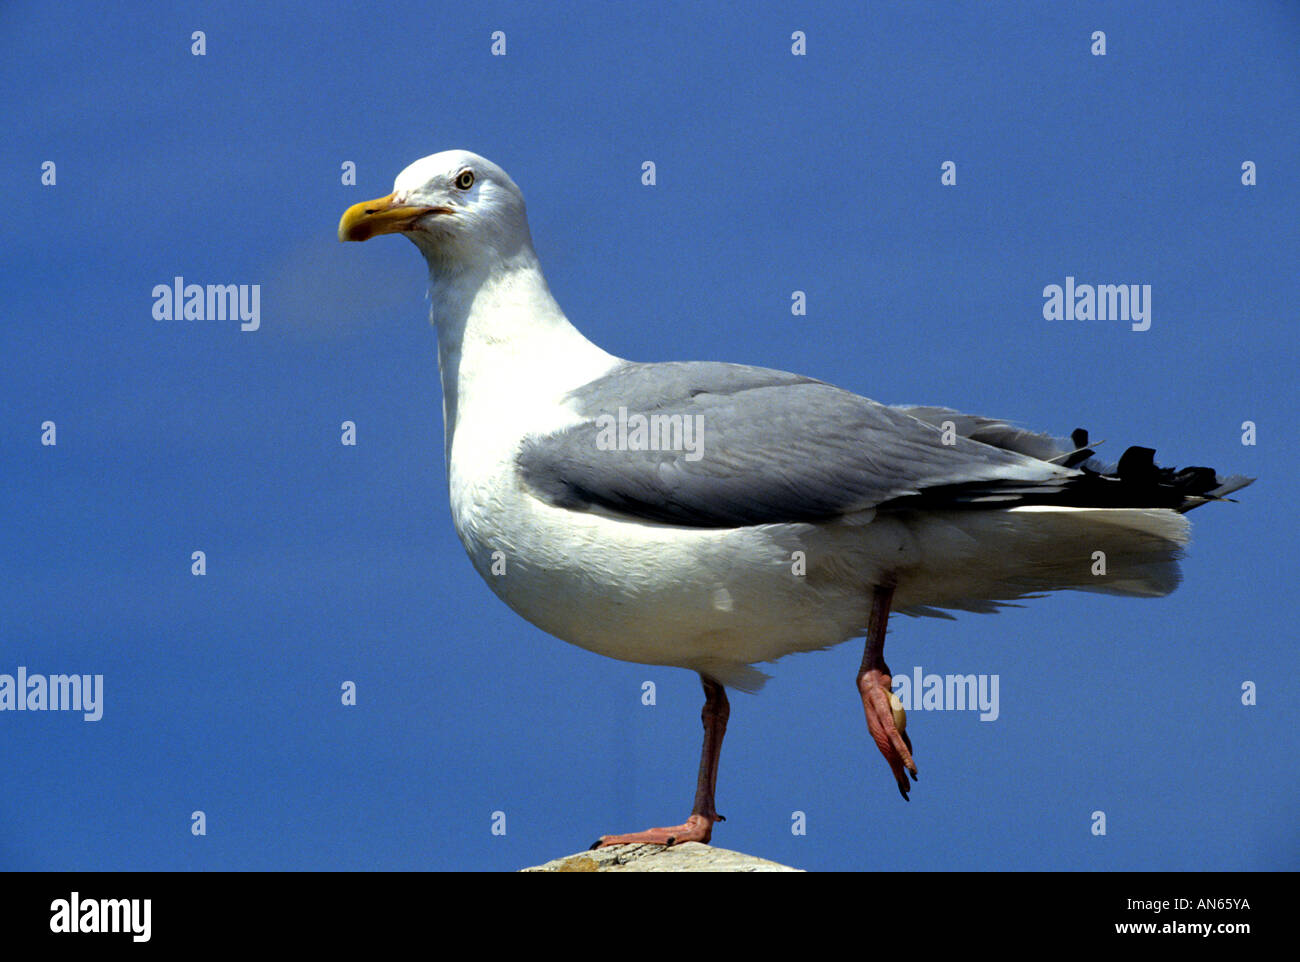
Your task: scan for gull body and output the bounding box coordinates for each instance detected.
[340,150,1251,838]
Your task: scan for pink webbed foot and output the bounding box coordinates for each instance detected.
[591,813,717,849]
[858,666,918,799]
[856,582,919,799]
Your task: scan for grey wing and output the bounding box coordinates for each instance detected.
[516,361,1075,528]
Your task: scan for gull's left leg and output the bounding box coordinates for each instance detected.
[592,674,729,848]
[857,581,918,799]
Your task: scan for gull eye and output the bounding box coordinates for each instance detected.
[454,169,475,190]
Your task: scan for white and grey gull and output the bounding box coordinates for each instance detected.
[339,150,1252,847]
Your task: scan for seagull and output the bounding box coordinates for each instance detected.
[339,150,1252,847]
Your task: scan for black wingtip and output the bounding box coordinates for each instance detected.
[1116,445,1159,482]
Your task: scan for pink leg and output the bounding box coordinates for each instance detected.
[857,582,918,799]
[593,675,729,848]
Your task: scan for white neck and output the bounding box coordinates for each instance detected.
[422,242,619,460]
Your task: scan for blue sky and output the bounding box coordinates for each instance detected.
[1,1,1295,871]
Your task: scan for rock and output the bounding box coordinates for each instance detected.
[521,842,802,872]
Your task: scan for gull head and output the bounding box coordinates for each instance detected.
[337,150,532,269]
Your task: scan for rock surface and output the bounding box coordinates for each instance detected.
[521,842,802,872]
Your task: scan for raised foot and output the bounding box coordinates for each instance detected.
[591,813,715,849]
[858,668,918,800]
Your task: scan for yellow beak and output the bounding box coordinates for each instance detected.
[338,193,442,242]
